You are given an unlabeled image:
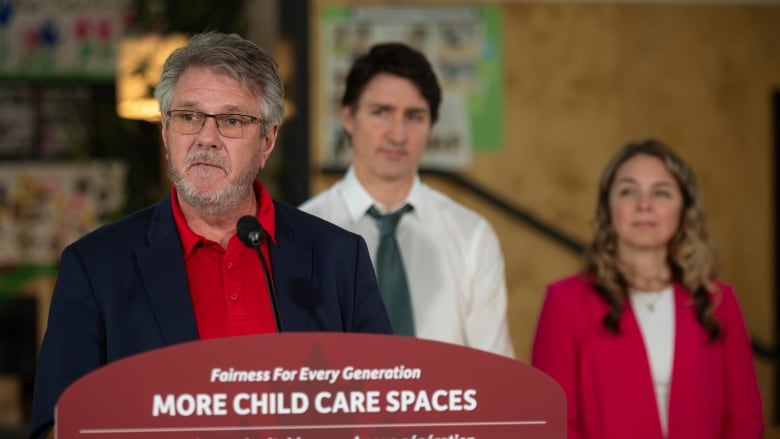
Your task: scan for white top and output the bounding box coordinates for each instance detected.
[629,286,675,438]
[300,167,515,358]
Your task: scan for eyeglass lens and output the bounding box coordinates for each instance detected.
[169,111,258,138]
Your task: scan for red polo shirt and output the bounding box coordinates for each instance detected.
[171,180,278,339]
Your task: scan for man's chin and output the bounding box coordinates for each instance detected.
[177,181,224,206]
[181,179,257,212]
[376,164,414,182]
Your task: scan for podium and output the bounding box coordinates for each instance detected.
[56,333,565,438]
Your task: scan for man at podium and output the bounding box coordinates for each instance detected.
[28,32,392,439]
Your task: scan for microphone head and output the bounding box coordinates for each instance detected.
[237,215,263,248]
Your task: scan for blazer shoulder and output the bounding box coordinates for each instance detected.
[548,272,595,295]
[708,279,743,316]
[67,199,169,257]
[542,272,609,316]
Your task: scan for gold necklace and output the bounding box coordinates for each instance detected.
[633,291,664,313]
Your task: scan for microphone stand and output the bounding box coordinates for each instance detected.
[251,241,283,332]
[238,214,284,332]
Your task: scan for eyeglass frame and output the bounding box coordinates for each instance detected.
[165,110,265,138]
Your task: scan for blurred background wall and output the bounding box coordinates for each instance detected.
[0,0,778,436]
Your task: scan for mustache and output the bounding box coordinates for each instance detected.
[185,149,230,172]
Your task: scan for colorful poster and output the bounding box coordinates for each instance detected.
[0,161,126,267]
[0,0,130,80]
[318,5,505,170]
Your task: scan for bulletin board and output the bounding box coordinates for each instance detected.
[0,161,125,302]
[0,0,129,80]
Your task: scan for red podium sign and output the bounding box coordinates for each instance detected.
[56,333,564,438]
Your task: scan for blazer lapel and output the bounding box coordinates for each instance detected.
[666,284,711,438]
[135,197,199,344]
[269,203,313,331]
[594,303,664,438]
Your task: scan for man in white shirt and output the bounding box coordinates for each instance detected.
[300,42,514,358]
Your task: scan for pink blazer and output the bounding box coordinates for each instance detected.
[531,273,763,439]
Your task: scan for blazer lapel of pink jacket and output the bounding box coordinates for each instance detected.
[667,283,715,438]
[592,300,665,438]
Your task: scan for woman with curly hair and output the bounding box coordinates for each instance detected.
[531,139,763,438]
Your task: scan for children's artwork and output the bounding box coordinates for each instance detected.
[0,161,126,266]
[0,0,130,79]
[318,5,506,170]
[0,83,93,158]
[0,84,35,156]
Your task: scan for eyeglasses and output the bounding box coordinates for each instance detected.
[166,110,263,138]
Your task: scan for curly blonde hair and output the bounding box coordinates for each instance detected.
[586,139,721,341]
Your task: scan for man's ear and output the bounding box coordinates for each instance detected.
[160,114,170,160]
[341,106,355,137]
[259,124,279,169]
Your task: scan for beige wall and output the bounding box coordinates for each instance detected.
[310,0,780,428]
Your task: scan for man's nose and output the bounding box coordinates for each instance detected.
[197,116,222,145]
[386,117,408,144]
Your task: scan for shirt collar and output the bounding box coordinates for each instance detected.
[171,179,276,258]
[254,179,277,243]
[340,166,423,220]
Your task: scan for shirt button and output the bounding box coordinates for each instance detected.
[226,262,234,269]
[230,293,238,301]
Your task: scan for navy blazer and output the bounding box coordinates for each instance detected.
[29,196,392,438]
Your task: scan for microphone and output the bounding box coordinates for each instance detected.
[237,215,283,332]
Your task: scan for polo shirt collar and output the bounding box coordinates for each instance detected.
[171,179,276,258]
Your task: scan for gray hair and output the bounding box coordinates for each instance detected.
[154,32,285,128]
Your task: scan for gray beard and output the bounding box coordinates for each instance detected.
[167,154,257,216]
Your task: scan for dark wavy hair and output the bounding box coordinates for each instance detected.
[341,42,441,124]
[586,139,722,341]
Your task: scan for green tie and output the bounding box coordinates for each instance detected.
[367,204,415,336]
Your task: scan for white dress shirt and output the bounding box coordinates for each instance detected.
[630,286,675,438]
[300,167,515,358]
